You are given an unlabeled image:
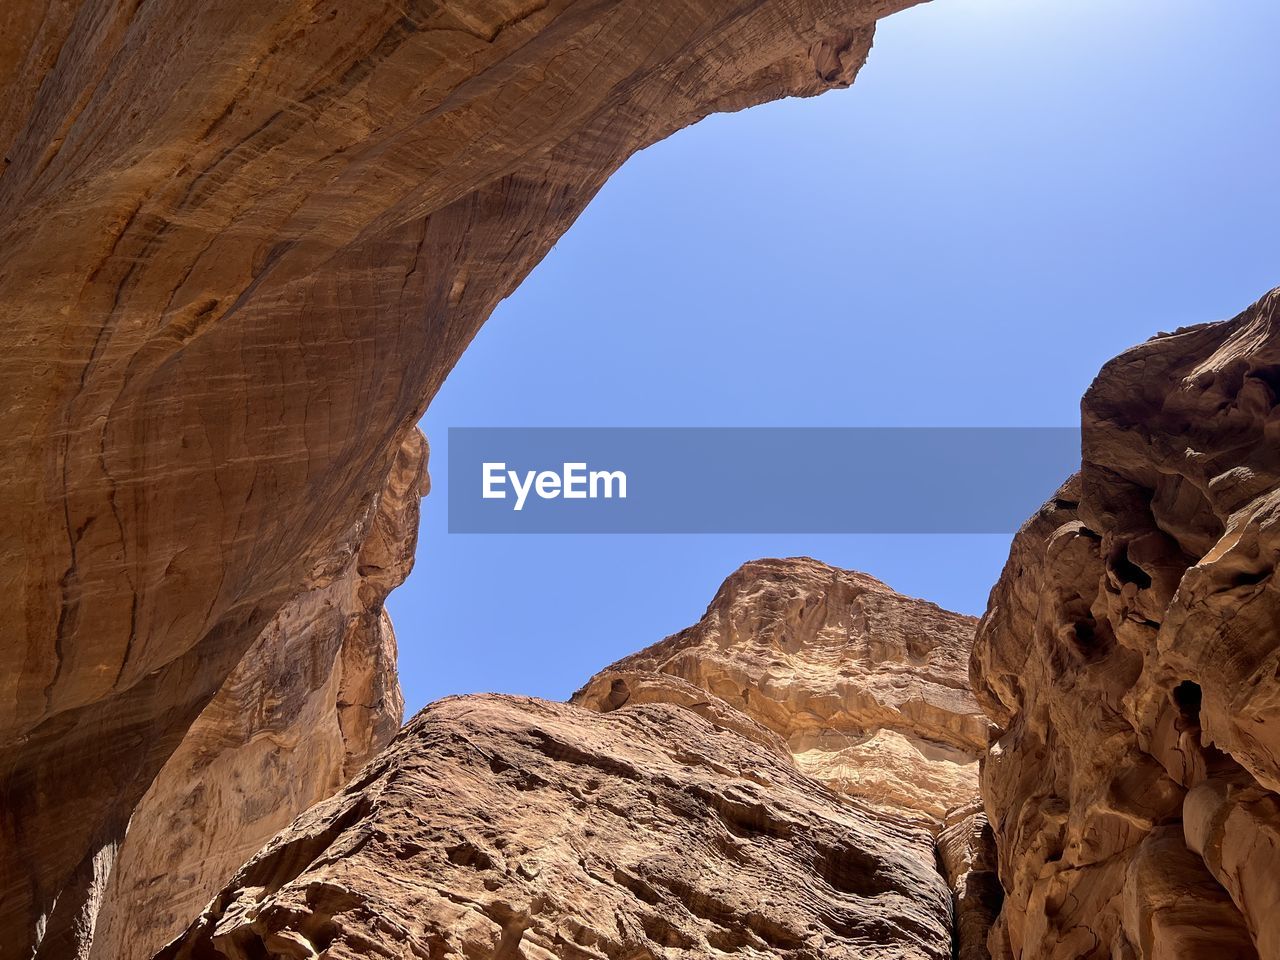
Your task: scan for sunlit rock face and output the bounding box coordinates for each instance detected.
[971,287,1280,960]
[87,430,426,960]
[157,695,955,960]
[0,1,923,955]
[574,558,998,959]
[575,558,993,821]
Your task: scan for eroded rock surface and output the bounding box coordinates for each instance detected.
[574,558,993,820]
[0,1,922,955]
[971,288,1280,960]
[150,558,991,960]
[575,558,996,958]
[88,430,426,960]
[158,694,954,960]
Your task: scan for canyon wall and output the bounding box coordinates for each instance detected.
[160,558,995,959]
[0,1,922,956]
[88,429,426,960]
[9,1,1276,957]
[971,288,1280,960]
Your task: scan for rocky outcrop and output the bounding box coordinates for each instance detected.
[971,287,1280,960]
[153,558,991,960]
[0,2,923,956]
[158,694,954,960]
[573,558,995,958]
[574,558,993,820]
[87,429,426,960]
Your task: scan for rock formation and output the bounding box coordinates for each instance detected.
[573,558,992,820]
[936,801,1003,960]
[574,557,997,958]
[159,694,955,960]
[0,1,922,956]
[971,287,1280,960]
[88,429,426,960]
[9,0,1277,956]
[158,558,993,959]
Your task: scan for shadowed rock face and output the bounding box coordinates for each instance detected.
[574,558,993,820]
[936,801,1002,960]
[157,694,955,960]
[0,1,921,955]
[971,288,1280,960]
[87,430,427,960]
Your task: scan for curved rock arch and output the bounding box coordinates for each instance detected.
[0,1,919,956]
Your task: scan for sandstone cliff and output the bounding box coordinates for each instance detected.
[158,558,993,959]
[0,2,922,956]
[88,429,426,960]
[971,287,1280,960]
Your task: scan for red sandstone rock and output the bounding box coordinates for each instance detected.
[151,558,989,960]
[88,429,426,960]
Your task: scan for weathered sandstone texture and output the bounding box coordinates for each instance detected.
[971,287,1280,960]
[574,557,999,960]
[159,694,954,960]
[0,1,921,956]
[154,558,993,960]
[89,429,426,960]
[574,558,993,820]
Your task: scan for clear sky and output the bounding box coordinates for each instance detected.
[389,0,1280,714]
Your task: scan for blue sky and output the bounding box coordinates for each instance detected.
[390,0,1280,714]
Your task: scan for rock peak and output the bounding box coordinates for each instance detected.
[577,557,991,820]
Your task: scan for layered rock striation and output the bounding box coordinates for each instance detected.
[574,558,998,960]
[0,2,922,955]
[936,801,1003,960]
[573,558,993,820]
[971,288,1280,960]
